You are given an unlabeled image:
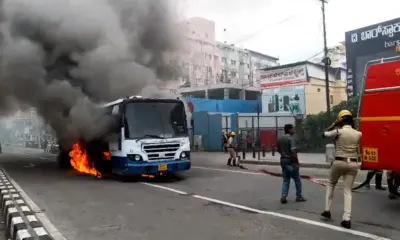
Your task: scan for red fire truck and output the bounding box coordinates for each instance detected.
[358,57,400,172]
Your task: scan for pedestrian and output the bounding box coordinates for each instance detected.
[321,109,362,229]
[226,132,237,166]
[246,132,253,152]
[277,124,306,204]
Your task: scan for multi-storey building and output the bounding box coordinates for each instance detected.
[217,42,251,87]
[174,17,279,100]
[247,49,280,86]
[171,17,220,89]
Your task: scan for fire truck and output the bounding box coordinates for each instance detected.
[358,56,400,172]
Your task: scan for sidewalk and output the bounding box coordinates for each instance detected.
[193,151,330,169]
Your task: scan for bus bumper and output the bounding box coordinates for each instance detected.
[112,159,191,176]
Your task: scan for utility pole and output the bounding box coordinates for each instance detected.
[321,0,331,117]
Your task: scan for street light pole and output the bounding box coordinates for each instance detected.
[321,0,331,118]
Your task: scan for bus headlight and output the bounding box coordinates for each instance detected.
[128,154,142,161]
[180,151,190,159]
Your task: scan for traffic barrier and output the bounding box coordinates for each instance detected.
[0,170,52,240]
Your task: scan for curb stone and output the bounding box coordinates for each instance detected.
[240,160,330,169]
[0,170,52,240]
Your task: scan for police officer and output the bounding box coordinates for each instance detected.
[320,110,362,229]
[226,132,237,166]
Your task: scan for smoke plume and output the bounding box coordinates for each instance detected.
[0,0,183,147]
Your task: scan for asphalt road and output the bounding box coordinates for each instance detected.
[0,147,399,240]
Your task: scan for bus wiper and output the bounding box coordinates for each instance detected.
[135,134,165,142]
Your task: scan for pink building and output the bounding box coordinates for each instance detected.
[179,17,220,88]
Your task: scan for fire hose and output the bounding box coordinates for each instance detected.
[236,165,328,187]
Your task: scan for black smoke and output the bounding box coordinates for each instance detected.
[0,0,182,148]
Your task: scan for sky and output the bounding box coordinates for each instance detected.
[174,0,400,64]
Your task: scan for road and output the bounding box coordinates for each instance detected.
[0,146,399,240]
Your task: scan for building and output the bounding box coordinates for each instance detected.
[345,17,400,98]
[217,42,251,87]
[247,49,280,86]
[311,42,347,69]
[8,108,44,142]
[258,61,347,117]
[175,17,279,101]
[172,17,220,89]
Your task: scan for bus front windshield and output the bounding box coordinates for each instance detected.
[124,101,188,139]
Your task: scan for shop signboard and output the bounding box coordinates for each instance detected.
[345,17,400,98]
[259,65,307,89]
[261,85,306,116]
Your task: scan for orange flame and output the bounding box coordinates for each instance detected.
[69,142,103,178]
[103,151,111,160]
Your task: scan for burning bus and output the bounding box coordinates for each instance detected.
[58,95,191,178]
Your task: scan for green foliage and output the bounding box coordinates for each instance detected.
[297,96,360,152]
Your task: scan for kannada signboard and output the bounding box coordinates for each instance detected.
[345,17,400,98]
[259,65,307,89]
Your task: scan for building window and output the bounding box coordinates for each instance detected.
[231,60,236,66]
[221,57,227,63]
[330,95,333,104]
[231,72,236,77]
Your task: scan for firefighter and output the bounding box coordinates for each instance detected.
[352,169,386,191]
[320,110,362,229]
[226,132,237,166]
[387,171,400,199]
[222,132,228,152]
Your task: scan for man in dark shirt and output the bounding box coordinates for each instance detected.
[277,124,306,204]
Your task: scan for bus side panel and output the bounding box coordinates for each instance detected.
[360,90,400,172]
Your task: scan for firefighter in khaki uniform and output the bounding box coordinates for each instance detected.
[226,132,237,166]
[320,110,362,229]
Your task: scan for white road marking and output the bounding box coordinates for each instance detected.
[142,182,391,240]
[1,169,67,240]
[141,182,187,195]
[192,166,264,175]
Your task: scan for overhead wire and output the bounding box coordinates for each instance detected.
[231,15,297,45]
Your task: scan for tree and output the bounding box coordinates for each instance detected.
[298,96,360,152]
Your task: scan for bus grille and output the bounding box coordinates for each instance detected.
[143,143,180,160]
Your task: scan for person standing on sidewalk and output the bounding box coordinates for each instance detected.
[321,110,362,229]
[246,132,253,152]
[226,132,237,166]
[277,124,307,204]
